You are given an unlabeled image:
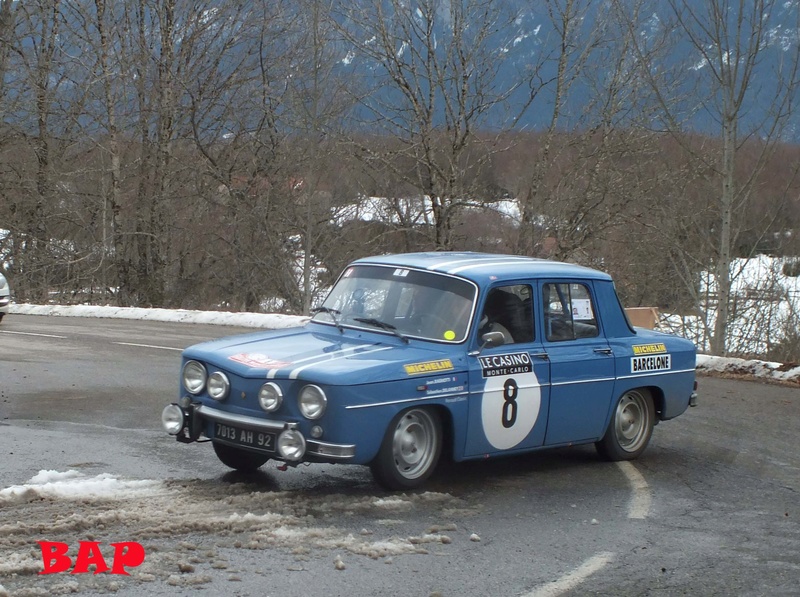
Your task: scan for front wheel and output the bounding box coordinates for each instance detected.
[212,442,270,472]
[595,389,654,461]
[370,407,442,491]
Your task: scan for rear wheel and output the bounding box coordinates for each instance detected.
[595,389,654,461]
[371,407,442,490]
[212,442,270,472]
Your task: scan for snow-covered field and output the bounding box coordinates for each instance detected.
[660,254,800,357]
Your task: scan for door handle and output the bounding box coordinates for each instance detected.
[530,352,549,360]
[593,347,613,355]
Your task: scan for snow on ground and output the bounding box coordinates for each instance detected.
[8,302,799,384]
[9,303,308,329]
[0,468,473,592]
[0,470,161,504]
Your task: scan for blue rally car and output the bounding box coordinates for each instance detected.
[162,252,698,490]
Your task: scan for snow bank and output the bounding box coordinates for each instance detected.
[696,354,800,383]
[0,470,162,504]
[10,303,308,329]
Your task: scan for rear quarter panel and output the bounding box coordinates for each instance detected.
[609,332,696,422]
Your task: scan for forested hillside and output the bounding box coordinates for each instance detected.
[1,0,799,357]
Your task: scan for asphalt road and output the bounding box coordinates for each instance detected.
[0,314,798,596]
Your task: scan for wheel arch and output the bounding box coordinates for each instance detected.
[430,403,456,464]
[643,385,665,420]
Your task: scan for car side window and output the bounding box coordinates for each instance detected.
[543,282,599,342]
[479,285,534,344]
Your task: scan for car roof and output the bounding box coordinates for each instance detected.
[353,252,612,285]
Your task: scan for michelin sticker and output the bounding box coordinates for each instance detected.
[404,359,454,375]
[632,343,667,355]
[478,352,541,450]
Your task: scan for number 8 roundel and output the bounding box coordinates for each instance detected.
[478,352,542,450]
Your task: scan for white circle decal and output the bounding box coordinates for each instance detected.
[478,353,542,450]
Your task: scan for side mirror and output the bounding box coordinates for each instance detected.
[468,331,507,357]
[481,331,506,349]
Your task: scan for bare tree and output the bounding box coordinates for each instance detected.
[623,0,800,355]
[0,0,76,302]
[334,0,534,249]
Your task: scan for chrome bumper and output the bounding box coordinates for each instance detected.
[194,404,356,460]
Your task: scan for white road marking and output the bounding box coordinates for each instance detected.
[0,330,67,339]
[522,551,615,597]
[522,462,650,596]
[616,460,652,519]
[113,342,182,352]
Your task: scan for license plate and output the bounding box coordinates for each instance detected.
[214,423,275,452]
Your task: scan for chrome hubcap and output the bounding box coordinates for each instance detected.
[392,410,436,479]
[615,391,649,452]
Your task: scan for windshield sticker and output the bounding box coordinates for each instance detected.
[404,359,454,375]
[229,353,291,369]
[444,330,456,341]
[393,268,410,277]
[478,352,533,378]
[631,354,671,373]
[571,299,594,319]
[632,343,667,355]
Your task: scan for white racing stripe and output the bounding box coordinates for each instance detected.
[616,460,651,519]
[522,551,615,597]
[266,343,380,378]
[288,345,395,379]
[447,259,535,274]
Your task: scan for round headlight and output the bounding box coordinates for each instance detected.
[162,404,185,435]
[207,371,230,401]
[182,360,207,395]
[277,429,306,461]
[258,382,283,412]
[298,385,327,420]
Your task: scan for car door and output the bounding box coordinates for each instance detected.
[540,280,617,445]
[464,283,551,457]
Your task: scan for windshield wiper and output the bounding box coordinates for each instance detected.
[311,307,343,333]
[353,317,409,343]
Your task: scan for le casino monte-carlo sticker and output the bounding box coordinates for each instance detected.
[631,343,671,373]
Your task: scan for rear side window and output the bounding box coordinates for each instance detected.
[542,283,599,342]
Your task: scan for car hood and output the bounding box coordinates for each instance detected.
[183,324,465,385]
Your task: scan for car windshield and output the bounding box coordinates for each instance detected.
[313,265,476,343]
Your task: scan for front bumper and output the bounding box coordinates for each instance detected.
[163,402,356,462]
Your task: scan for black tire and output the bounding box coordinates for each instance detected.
[212,441,270,472]
[595,389,655,461]
[370,407,442,491]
